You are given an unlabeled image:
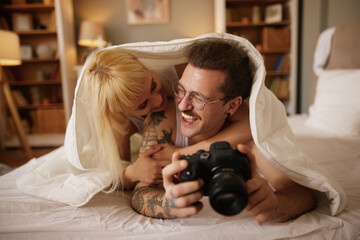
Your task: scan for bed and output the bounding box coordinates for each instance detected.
[1,21,360,239]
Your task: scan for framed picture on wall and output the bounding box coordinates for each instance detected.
[126,0,170,25]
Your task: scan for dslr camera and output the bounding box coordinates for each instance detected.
[178,141,250,216]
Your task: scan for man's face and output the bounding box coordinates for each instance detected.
[177,64,229,143]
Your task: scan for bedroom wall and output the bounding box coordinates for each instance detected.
[300,0,360,113]
[72,0,214,58]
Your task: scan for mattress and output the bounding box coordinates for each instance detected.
[0,114,359,239]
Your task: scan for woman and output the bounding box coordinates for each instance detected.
[81,48,173,192]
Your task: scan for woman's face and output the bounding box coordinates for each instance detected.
[126,72,168,116]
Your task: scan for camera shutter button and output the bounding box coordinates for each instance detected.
[200,152,210,160]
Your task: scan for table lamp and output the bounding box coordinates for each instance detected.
[0,29,33,158]
[78,20,107,49]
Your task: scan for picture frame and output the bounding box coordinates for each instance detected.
[20,45,33,60]
[264,3,282,23]
[126,0,170,25]
[12,13,33,31]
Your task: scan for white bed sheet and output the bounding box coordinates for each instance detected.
[0,114,359,240]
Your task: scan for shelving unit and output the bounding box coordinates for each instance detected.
[0,1,74,147]
[215,0,298,114]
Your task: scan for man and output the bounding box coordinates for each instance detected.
[131,39,315,222]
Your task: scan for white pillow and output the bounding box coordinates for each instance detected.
[306,69,360,137]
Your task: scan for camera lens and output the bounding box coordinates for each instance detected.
[207,170,248,216]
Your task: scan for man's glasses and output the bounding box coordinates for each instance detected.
[172,82,232,110]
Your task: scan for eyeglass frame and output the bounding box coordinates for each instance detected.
[171,81,234,110]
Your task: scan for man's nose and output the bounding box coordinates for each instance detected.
[177,93,193,111]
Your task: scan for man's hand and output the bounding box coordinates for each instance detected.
[237,144,278,223]
[126,146,171,184]
[162,152,204,218]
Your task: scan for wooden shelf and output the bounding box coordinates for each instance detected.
[17,103,64,110]
[0,1,72,145]
[22,58,59,63]
[226,0,289,3]
[9,80,61,86]
[16,30,57,36]
[225,0,294,111]
[266,71,290,77]
[227,20,290,27]
[2,3,54,11]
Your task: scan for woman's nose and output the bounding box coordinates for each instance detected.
[151,92,163,108]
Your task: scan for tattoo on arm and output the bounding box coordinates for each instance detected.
[131,182,176,219]
[141,111,174,149]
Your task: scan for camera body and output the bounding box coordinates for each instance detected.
[178,141,251,216]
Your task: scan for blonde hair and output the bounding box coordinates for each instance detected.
[82,48,170,191]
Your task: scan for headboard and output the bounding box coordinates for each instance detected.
[310,19,360,104]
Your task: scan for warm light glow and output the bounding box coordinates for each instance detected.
[0,30,22,66]
[78,20,107,48]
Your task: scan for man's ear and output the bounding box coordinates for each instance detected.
[226,96,242,117]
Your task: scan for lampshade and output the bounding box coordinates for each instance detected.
[0,30,21,66]
[78,20,107,48]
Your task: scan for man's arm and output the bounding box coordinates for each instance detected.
[131,182,176,219]
[131,155,204,219]
[244,141,316,222]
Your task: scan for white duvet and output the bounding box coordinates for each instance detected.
[16,33,346,216]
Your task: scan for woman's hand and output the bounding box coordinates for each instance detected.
[125,146,171,185]
[149,143,179,161]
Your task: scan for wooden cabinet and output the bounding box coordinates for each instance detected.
[0,1,76,147]
[215,0,298,114]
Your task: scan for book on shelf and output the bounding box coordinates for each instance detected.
[274,56,284,72]
[274,56,291,73]
[11,90,28,106]
[268,78,289,99]
[50,64,60,81]
[262,27,290,52]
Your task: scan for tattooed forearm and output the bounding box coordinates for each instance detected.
[131,183,176,219]
[148,111,167,128]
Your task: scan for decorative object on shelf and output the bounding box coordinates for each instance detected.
[264,3,283,23]
[36,71,45,81]
[36,43,54,58]
[252,5,261,23]
[11,0,26,4]
[20,45,33,60]
[43,0,54,5]
[78,20,107,49]
[30,86,41,105]
[240,13,250,24]
[12,13,33,31]
[126,0,170,25]
[0,29,32,158]
[47,11,57,31]
[262,27,290,52]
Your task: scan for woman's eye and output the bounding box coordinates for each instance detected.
[151,79,157,92]
[138,100,148,110]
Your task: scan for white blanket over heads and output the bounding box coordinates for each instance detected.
[16,33,346,215]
